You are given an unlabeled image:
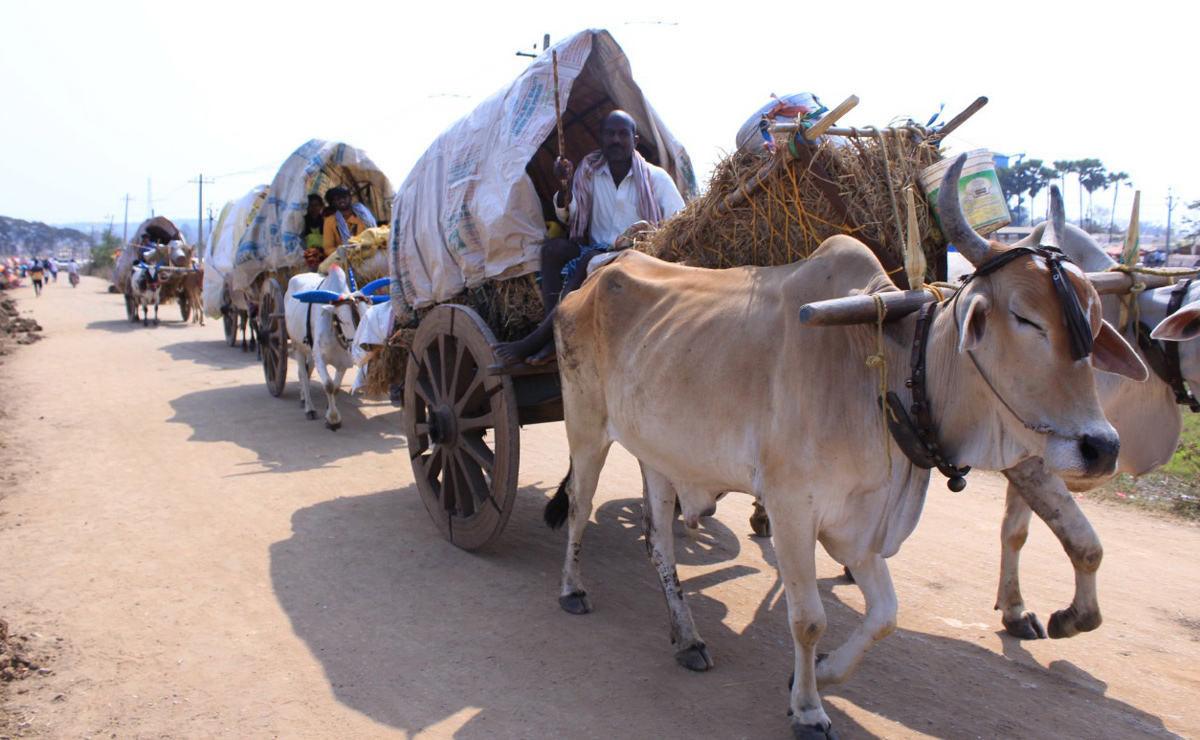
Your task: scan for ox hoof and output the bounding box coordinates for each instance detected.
[1048,605,1101,639]
[305,410,318,421]
[674,643,713,672]
[559,592,592,615]
[792,721,838,740]
[325,421,342,432]
[1003,612,1048,640]
[749,507,771,538]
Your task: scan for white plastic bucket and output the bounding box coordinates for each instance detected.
[920,150,1011,236]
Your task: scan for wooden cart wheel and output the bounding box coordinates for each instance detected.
[404,304,520,551]
[179,289,192,322]
[259,277,289,397]
[125,293,138,322]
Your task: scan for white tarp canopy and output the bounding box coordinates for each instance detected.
[201,185,268,317]
[388,28,696,311]
[232,139,392,292]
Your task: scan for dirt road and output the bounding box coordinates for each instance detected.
[1,276,1197,739]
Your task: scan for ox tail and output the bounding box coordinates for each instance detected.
[544,465,572,530]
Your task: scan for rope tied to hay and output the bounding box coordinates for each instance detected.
[865,293,893,474]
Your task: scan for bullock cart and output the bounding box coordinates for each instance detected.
[385,29,696,549]
[225,139,392,397]
[394,41,999,550]
[113,216,197,323]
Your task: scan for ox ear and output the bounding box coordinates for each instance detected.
[957,294,990,353]
[1093,320,1149,381]
[1150,304,1200,343]
[320,304,337,316]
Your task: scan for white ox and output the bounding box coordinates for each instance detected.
[130,263,163,327]
[547,155,1147,739]
[283,266,389,430]
[943,224,1200,640]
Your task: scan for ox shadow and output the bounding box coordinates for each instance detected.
[167,384,401,474]
[269,487,818,738]
[785,568,1180,739]
[160,339,261,370]
[87,317,195,334]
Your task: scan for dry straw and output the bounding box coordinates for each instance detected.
[646,125,947,274]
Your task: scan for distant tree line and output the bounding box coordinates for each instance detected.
[996,159,1131,240]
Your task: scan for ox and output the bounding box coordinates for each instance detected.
[130,262,162,327]
[181,268,205,326]
[939,222,1200,640]
[547,154,1147,739]
[284,266,389,430]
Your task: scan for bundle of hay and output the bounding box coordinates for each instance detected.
[645,125,947,281]
[359,274,544,399]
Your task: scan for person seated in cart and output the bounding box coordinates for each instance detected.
[495,110,685,367]
[302,193,329,269]
[321,185,377,258]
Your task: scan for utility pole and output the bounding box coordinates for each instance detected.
[1166,188,1178,254]
[122,194,131,243]
[147,177,154,218]
[189,174,214,247]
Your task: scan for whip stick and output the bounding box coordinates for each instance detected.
[553,51,567,187]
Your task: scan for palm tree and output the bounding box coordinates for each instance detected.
[1026,160,1056,225]
[1107,172,1130,243]
[1052,160,1078,224]
[1077,159,1106,231]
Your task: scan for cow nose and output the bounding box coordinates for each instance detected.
[1078,433,1120,475]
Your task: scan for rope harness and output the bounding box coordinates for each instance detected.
[1135,278,1200,412]
[884,247,1093,491]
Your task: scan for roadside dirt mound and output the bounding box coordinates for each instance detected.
[0,297,42,352]
[0,620,48,683]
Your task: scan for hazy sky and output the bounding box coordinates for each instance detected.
[3,1,1193,235]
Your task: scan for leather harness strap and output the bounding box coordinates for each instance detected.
[1136,278,1199,412]
[885,301,971,491]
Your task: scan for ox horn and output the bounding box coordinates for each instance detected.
[292,289,343,304]
[358,277,391,296]
[937,153,995,266]
[1041,185,1065,250]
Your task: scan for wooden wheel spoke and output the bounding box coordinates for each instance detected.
[458,411,495,434]
[453,444,496,514]
[460,433,496,478]
[453,372,487,416]
[414,376,437,407]
[434,334,452,399]
[448,338,469,402]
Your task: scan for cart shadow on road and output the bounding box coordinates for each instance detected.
[269,486,820,738]
[167,384,401,473]
[270,478,1179,738]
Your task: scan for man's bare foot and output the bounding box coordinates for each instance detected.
[494,340,535,367]
[526,343,557,366]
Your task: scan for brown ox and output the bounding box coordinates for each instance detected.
[941,220,1200,640]
[547,155,1147,739]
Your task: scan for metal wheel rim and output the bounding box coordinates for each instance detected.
[259,278,288,397]
[404,304,520,551]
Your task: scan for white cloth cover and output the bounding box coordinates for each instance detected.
[388,28,695,311]
[232,139,392,293]
[202,185,269,317]
[349,301,395,398]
